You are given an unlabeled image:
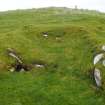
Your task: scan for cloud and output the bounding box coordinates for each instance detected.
[0,0,105,12]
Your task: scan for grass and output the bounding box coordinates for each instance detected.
[0,7,105,105]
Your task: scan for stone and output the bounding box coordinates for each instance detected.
[20,68,25,72]
[102,60,105,66]
[35,64,44,68]
[93,53,104,65]
[43,34,48,38]
[102,45,105,51]
[56,37,62,42]
[7,48,23,64]
[9,53,23,64]
[94,68,102,87]
[9,68,15,72]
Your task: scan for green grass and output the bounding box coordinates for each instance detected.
[0,7,105,105]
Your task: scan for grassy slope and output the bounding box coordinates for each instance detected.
[0,7,105,105]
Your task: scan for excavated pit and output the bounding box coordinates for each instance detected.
[11,63,30,72]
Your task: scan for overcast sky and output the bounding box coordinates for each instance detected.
[0,0,105,12]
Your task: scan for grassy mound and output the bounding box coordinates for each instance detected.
[0,7,105,105]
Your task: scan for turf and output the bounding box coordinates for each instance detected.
[0,7,105,105]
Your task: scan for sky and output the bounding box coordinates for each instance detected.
[0,0,105,12]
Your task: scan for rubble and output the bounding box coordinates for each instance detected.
[7,48,30,72]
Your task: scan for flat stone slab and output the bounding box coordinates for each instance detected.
[94,68,102,87]
[93,53,104,65]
